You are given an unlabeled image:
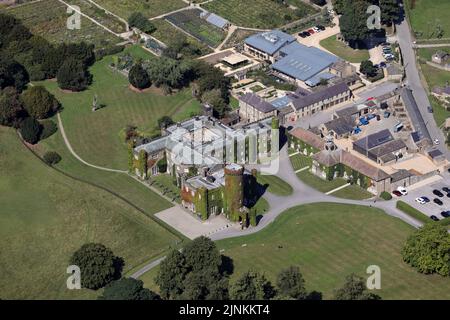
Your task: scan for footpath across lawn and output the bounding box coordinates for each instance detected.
[35,56,201,170]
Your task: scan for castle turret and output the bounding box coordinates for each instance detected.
[224,164,244,222]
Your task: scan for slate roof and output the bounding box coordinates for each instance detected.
[289,127,325,150]
[353,129,394,152]
[272,42,339,81]
[312,149,341,167]
[428,149,444,159]
[291,82,350,110]
[239,93,276,113]
[340,151,390,181]
[367,139,407,158]
[244,30,296,55]
[401,88,431,141]
[323,116,355,136]
[390,169,413,182]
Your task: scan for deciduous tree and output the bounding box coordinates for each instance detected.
[99,278,160,300]
[21,85,60,119]
[334,274,381,300]
[402,223,450,276]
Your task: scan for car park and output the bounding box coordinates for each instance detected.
[434,198,443,206]
[421,196,430,203]
[441,211,450,218]
[392,190,402,197]
[397,186,408,196]
[430,215,440,221]
[433,189,444,197]
[415,197,426,205]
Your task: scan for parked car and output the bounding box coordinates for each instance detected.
[379,62,387,68]
[415,197,426,205]
[312,27,320,33]
[303,31,311,37]
[430,215,440,221]
[442,187,450,193]
[308,29,315,34]
[427,106,433,113]
[433,189,444,197]
[397,186,408,196]
[440,211,450,218]
[434,198,443,206]
[317,25,325,31]
[421,196,430,203]
[392,190,402,197]
[383,111,391,118]
[299,32,307,38]
[434,139,440,145]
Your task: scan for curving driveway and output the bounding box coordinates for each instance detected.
[209,145,424,241]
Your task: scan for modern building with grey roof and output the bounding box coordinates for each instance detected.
[271,42,339,86]
[400,87,431,142]
[244,30,296,62]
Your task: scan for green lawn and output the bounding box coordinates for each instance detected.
[202,0,317,29]
[405,0,450,40]
[92,0,186,19]
[320,35,370,63]
[0,127,179,299]
[150,174,180,203]
[296,170,347,193]
[122,44,158,61]
[429,95,450,127]
[257,174,293,196]
[417,47,450,62]
[4,0,120,48]
[34,56,201,170]
[151,19,212,56]
[289,153,312,171]
[330,184,374,200]
[216,203,450,300]
[419,63,450,89]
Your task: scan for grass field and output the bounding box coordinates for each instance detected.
[320,35,370,63]
[405,0,450,40]
[0,127,179,299]
[289,153,312,171]
[331,184,374,200]
[202,0,317,29]
[151,19,212,56]
[257,174,293,196]
[150,174,181,203]
[419,63,450,89]
[4,0,120,48]
[92,0,186,19]
[216,203,450,299]
[34,56,201,170]
[63,0,127,33]
[417,47,450,62]
[296,170,347,193]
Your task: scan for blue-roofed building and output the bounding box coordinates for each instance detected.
[271,41,339,87]
[244,30,296,63]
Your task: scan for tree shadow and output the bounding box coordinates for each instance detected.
[219,255,234,276]
[113,256,125,280]
[305,290,323,300]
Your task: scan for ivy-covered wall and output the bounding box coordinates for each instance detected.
[137,150,148,179]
